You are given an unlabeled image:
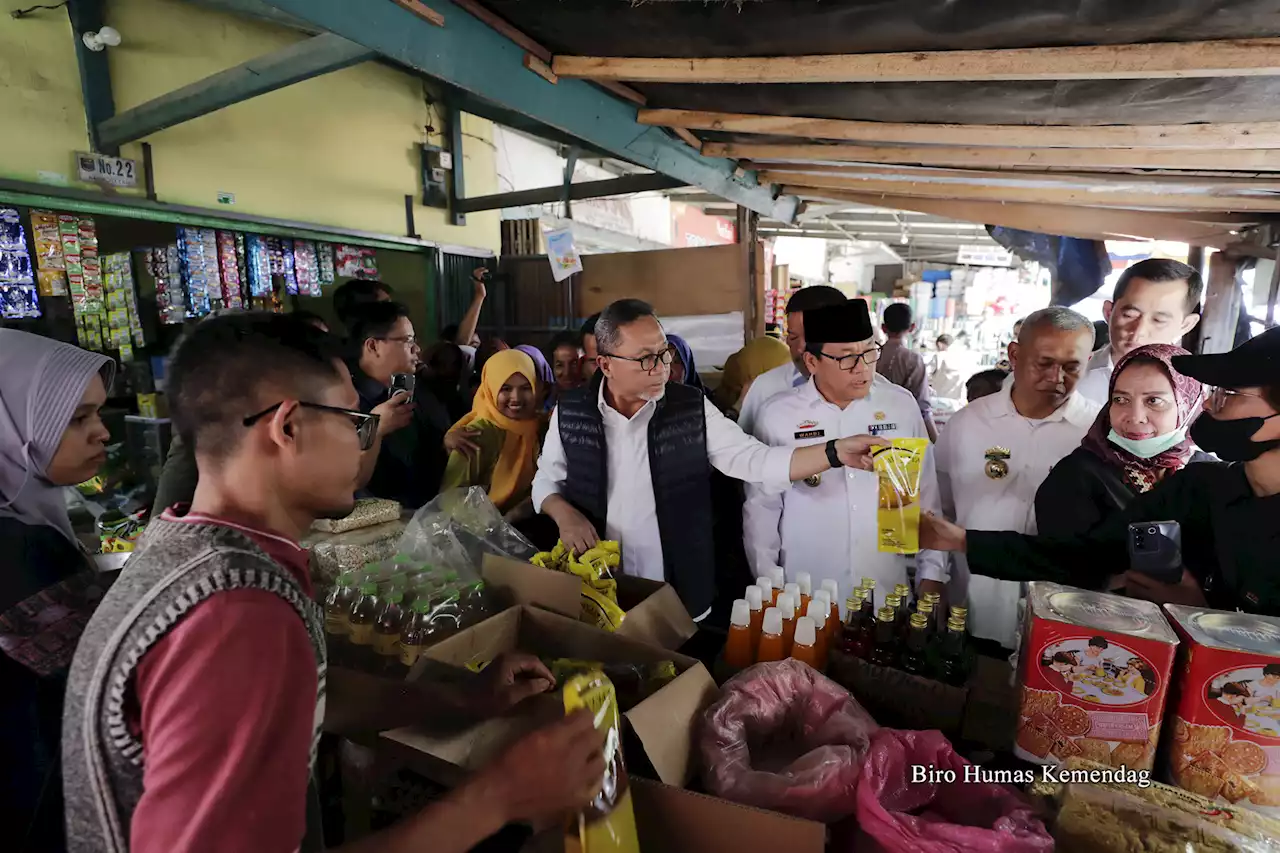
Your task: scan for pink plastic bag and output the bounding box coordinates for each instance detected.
[854,729,1053,853]
[700,659,878,822]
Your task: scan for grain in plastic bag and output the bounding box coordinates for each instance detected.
[699,659,878,822]
[853,729,1053,853]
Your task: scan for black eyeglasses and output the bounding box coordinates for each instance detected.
[378,335,418,347]
[602,346,675,373]
[243,402,380,451]
[815,346,882,371]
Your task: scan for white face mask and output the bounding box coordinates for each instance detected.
[1107,426,1187,459]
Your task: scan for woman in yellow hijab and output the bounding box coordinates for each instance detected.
[714,336,791,418]
[440,349,541,517]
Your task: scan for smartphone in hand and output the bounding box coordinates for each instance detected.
[1127,521,1182,584]
[390,372,416,403]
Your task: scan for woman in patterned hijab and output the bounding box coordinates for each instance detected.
[1035,343,1207,537]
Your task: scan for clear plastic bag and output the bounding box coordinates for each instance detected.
[397,487,537,578]
[699,659,878,822]
[853,729,1053,853]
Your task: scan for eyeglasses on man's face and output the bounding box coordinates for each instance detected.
[815,345,881,372]
[243,402,380,451]
[1208,386,1266,414]
[602,345,675,374]
[379,335,418,348]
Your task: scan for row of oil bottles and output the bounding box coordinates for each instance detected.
[724,570,972,686]
[322,554,494,671]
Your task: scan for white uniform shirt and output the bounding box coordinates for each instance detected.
[738,361,805,436]
[1073,347,1114,406]
[936,384,1101,647]
[532,383,794,592]
[744,375,947,617]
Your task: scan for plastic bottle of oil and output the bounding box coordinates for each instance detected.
[399,598,435,669]
[805,599,829,670]
[756,607,785,663]
[795,572,813,618]
[790,616,821,670]
[347,581,382,668]
[372,588,408,673]
[756,575,776,608]
[725,599,754,669]
[777,592,797,657]
[744,585,765,657]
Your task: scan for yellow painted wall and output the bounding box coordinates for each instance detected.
[0,0,499,252]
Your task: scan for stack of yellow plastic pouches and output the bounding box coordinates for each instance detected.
[873,437,929,554]
[531,540,625,630]
[563,671,640,853]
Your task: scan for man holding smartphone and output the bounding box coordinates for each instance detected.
[344,302,428,505]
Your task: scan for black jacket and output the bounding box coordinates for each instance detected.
[0,518,92,851]
[556,376,716,617]
[1035,446,1215,538]
[968,461,1280,616]
[352,363,464,509]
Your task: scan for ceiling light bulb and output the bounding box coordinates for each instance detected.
[82,26,121,51]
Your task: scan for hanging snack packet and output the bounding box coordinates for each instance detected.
[873,438,929,554]
[563,671,640,853]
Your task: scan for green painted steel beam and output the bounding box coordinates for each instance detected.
[0,179,470,254]
[98,33,376,150]
[253,0,796,222]
[68,0,116,153]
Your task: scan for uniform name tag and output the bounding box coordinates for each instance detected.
[868,423,897,435]
[794,429,825,440]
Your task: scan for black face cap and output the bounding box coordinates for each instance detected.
[803,299,873,346]
[1171,327,1280,388]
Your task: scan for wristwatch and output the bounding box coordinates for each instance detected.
[825,439,843,469]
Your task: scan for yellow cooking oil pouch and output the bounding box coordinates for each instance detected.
[873,438,928,554]
[563,671,639,853]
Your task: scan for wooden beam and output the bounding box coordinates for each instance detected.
[451,0,550,62]
[787,190,1241,247]
[750,163,1280,193]
[773,174,1280,212]
[523,53,558,84]
[554,39,1280,84]
[642,109,1280,150]
[703,142,1280,172]
[671,127,703,153]
[389,0,444,27]
[594,80,646,106]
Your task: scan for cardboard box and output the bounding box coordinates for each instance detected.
[480,554,697,651]
[382,606,718,787]
[562,777,826,853]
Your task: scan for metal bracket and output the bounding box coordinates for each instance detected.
[562,146,580,220]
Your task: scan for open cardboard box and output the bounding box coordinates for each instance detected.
[480,554,697,651]
[381,605,718,787]
[558,778,826,853]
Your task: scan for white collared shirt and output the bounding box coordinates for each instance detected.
[744,375,947,617]
[532,383,794,589]
[936,384,1101,646]
[738,361,805,436]
[1073,347,1114,406]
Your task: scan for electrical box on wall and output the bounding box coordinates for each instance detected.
[420,143,449,209]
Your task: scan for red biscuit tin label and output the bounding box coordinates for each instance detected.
[1014,584,1177,771]
[1164,605,1280,817]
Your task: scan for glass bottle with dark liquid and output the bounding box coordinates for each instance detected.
[869,606,899,669]
[938,614,969,686]
[900,612,930,676]
[841,588,867,656]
